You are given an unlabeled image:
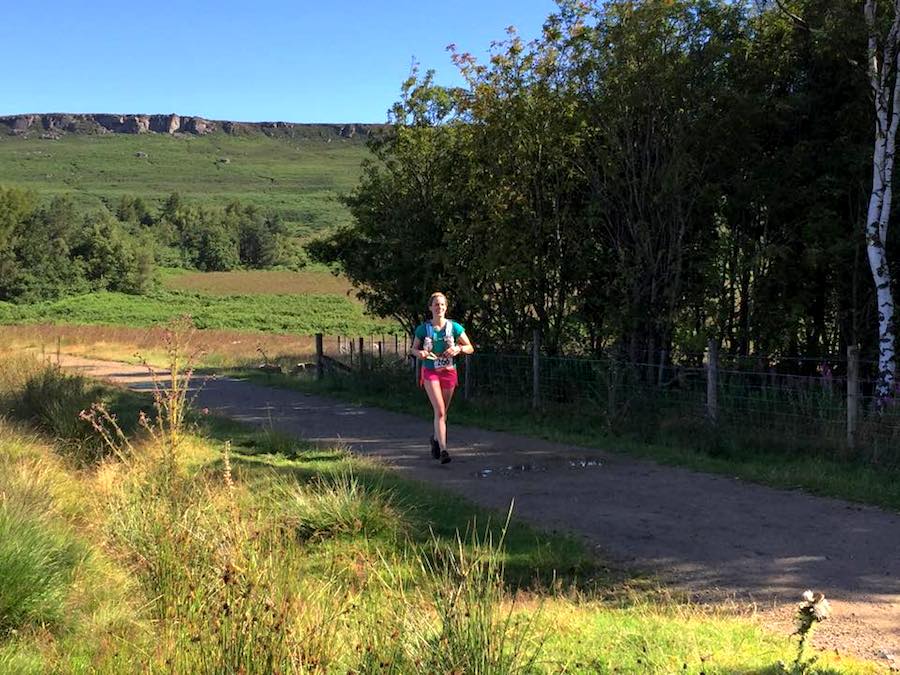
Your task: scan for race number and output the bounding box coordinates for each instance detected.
[433,357,452,369]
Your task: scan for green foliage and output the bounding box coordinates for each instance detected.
[419,523,543,674]
[0,357,879,673]
[272,471,401,541]
[5,366,120,465]
[0,288,400,335]
[309,0,898,368]
[0,132,368,236]
[0,188,154,303]
[0,499,83,633]
[309,68,467,333]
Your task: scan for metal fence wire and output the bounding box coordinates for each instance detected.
[316,333,900,467]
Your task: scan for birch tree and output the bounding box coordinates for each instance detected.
[864,0,899,400]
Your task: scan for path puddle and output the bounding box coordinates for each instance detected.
[477,458,602,478]
[568,459,602,469]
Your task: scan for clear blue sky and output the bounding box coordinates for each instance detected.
[1,0,559,123]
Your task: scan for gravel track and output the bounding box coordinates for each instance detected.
[60,355,900,667]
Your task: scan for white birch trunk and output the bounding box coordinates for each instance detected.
[865,0,899,401]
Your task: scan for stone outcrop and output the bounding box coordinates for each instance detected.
[0,113,388,140]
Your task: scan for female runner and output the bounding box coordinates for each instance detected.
[411,292,474,463]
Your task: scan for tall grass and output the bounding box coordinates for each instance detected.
[0,499,83,634]
[3,363,111,465]
[418,520,544,674]
[272,471,402,541]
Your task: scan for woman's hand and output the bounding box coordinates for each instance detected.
[443,346,462,357]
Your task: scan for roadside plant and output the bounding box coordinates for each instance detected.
[417,506,544,674]
[781,590,831,674]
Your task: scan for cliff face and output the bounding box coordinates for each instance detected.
[0,113,387,140]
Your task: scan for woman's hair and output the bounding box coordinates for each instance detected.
[428,291,447,308]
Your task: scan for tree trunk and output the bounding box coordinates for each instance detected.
[864,0,899,400]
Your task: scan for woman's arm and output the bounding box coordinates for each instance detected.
[453,331,474,356]
[410,336,434,360]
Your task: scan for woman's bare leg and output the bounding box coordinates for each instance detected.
[424,378,447,450]
[439,386,456,451]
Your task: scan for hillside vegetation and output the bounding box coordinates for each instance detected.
[0,133,370,237]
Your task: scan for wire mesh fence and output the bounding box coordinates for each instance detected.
[312,333,900,467]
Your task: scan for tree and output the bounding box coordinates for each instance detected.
[308,68,468,332]
[864,0,899,399]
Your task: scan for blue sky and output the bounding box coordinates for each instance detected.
[1,1,558,123]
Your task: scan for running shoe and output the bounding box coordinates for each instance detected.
[439,450,451,464]
[430,436,441,459]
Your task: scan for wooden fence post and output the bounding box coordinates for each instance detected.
[315,333,324,381]
[394,334,399,354]
[349,338,355,368]
[706,339,718,423]
[847,345,859,450]
[358,337,365,370]
[532,329,541,410]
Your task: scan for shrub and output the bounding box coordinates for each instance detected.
[7,366,107,465]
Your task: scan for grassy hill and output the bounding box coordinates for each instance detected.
[0,132,371,238]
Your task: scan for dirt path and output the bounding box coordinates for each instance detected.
[60,355,900,667]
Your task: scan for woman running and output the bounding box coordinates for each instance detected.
[411,291,474,463]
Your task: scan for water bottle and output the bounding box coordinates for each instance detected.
[423,336,433,353]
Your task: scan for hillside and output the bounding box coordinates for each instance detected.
[0,115,379,236]
[0,113,387,140]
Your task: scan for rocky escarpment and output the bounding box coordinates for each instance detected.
[0,113,387,140]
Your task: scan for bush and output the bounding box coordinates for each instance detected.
[7,367,108,465]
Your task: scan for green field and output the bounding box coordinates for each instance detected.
[0,288,399,336]
[0,132,370,237]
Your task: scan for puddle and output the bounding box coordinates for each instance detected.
[568,459,602,469]
[477,463,547,478]
[477,458,602,478]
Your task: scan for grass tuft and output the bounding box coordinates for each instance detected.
[274,471,403,541]
[0,495,83,634]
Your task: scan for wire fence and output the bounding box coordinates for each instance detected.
[311,333,900,468]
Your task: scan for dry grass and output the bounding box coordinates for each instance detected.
[163,269,357,298]
[0,324,323,368]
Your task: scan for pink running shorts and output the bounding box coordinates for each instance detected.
[421,367,458,389]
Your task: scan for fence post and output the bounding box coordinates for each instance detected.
[315,333,324,380]
[847,345,859,450]
[532,329,541,410]
[706,339,718,423]
[378,341,383,360]
[358,337,365,370]
[464,354,472,400]
[394,334,399,354]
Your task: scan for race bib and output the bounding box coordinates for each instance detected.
[433,357,452,369]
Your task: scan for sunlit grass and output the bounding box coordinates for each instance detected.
[0,132,370,235]
[0,353,884,673]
